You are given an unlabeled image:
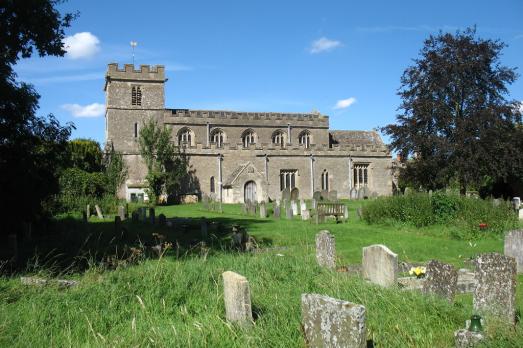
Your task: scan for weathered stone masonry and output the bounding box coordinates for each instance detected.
[105,63,393,203]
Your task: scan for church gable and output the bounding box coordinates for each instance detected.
[223,162,265,188]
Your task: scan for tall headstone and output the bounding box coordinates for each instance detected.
[149,207,155,224]
[222,271,253,326]
[320,190,328,201]
[118,205,125,221]
[328,190,337,201]
[422,260,458,302]
[300,199,307,213]
[362,244,398,287]
[312,198,317,209]
[286,202,293,220]
[158,213,166,226]
[357,188,365,200]
[273,205,281,219]
[315,230,336,269]
[511,197,521,211]
[504,229,523,273]
[242,203,247,215]
[202,194,209,210]
[140,207,147,222]
[290,187,299,200]
[282,187,291,201]
[301,294,366,348]
[291,200,299,216]
[350,188,358,200]
[86,204,90,220]
[344,205,349,221]
[301,209,310,221]
[95,205,104,219]
[473,253,517,324]
[259,201,267,218]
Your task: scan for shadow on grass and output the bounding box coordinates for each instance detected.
[1,209,272,275]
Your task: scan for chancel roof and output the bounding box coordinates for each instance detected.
[329,130,384,146]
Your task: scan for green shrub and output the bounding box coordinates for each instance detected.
[362,192,517,239]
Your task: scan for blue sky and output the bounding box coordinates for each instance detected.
[15,0,523,145]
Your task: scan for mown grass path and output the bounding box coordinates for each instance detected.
[0,202,521,347]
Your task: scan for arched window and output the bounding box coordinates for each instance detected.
[178,127,194,146]
[299,130,311,149]
[211,129,225,148]
[131,86,142,106]
[272,130,286,148]
[210,176,215,193]
[242,129,256,148]
[354,163,369,188]
[321,170,329,191]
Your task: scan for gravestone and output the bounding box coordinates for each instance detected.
[350,187,358,200]
[131,211,139,222]
[95,205,104,219]
[504,229,523,273]
[473,253,517,324]
[344,205,349,221]
[149,207,155,224]
[320,190,328,201]
[404,187,411,195]
[140,207,147,222]
[512,197,521,211]
[520,209,523,220]
[118,205,125,221]
[202,194,209,210]
[328,190,337,201]
[301,209,310,221]
[259,201,267,218]
[286,202,293,220]
[273,205,281,219]
[222,271,253,326]
[291,200,299,216]
[422,259,458,302]
[312,198,317,209]
[362,244,398,287]
[357,188,365,200]
[454,329,485,348]
[312,191,321,201]
[300,199,307,213]
[275,199,280,207]
[242,203,247,215]
[282,188,291,201]
[315,230,336,269]
[301,294,366,348]
[290,187,300,200]
[158,213,166,226]
[492,198,501,207]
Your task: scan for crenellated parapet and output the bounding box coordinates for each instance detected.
[105,63,165,87]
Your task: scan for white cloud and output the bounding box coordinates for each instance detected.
[334,97,357,109]
[309,37,342,54]
[519,101,523,113]
[63,32,100,59]
[62,103,105,118]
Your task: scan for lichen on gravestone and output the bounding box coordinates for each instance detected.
[315,230,336,269]
[422,259,458,302]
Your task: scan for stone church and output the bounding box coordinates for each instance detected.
[104,63,393,203]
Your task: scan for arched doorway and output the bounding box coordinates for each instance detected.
[244,181,257,203]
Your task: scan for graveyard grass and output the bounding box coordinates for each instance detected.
[1,201,522,347]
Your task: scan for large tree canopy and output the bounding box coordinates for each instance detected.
[383,28,522,194]
[0,1,76,234]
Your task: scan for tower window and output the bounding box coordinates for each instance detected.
[354,163,369,188]
[321,170,329,191]
[299,130,311,149]
[132,86,142,106]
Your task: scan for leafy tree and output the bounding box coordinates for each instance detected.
[103,146,128,196]
[0,1,76,235]
[383,27,522,194]
[138,119,187,204]
[67,138,103,172]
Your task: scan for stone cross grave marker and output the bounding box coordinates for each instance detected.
[222,271,253,326]
[422,259,458,302]
[473,252,517,325]
[316,230,336,269]
[301,293,366,348]
[362,244,398,287]
[95,205,104,219]
[118,205,125,221]
[504,229,523,273]
[301,209,310,221]
[259,201,267,218]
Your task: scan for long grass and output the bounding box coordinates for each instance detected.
[0,201,522,347]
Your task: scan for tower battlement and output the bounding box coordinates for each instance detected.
[105,63,165,87]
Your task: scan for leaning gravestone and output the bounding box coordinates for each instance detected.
[86,204,91,219]
[118,205,126,221]
[315,230,336,269]
[273,205,281,219]
[422,259,458,302]
[328,190,337,201]
[95,205,104,219]
[362,244,398,287]
[504,229,523,273]
[473,252,517,324]
[301,209,310,221]
[259,201,267,218]
[301,293,366,348]
[350,187,358,200]
[222,271,253,326]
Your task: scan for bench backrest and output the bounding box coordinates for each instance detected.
[317,203,345,215]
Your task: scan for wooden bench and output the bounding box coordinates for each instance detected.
[315,202,346,224]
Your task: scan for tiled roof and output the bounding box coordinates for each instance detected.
[329,130,384,146]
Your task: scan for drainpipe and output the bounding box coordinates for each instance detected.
[287,123,291,145]
[310,154,315,196]
[264,154,269,181]
[218,154,223,202]
[348,155,352,190]
[206,122,210,147]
